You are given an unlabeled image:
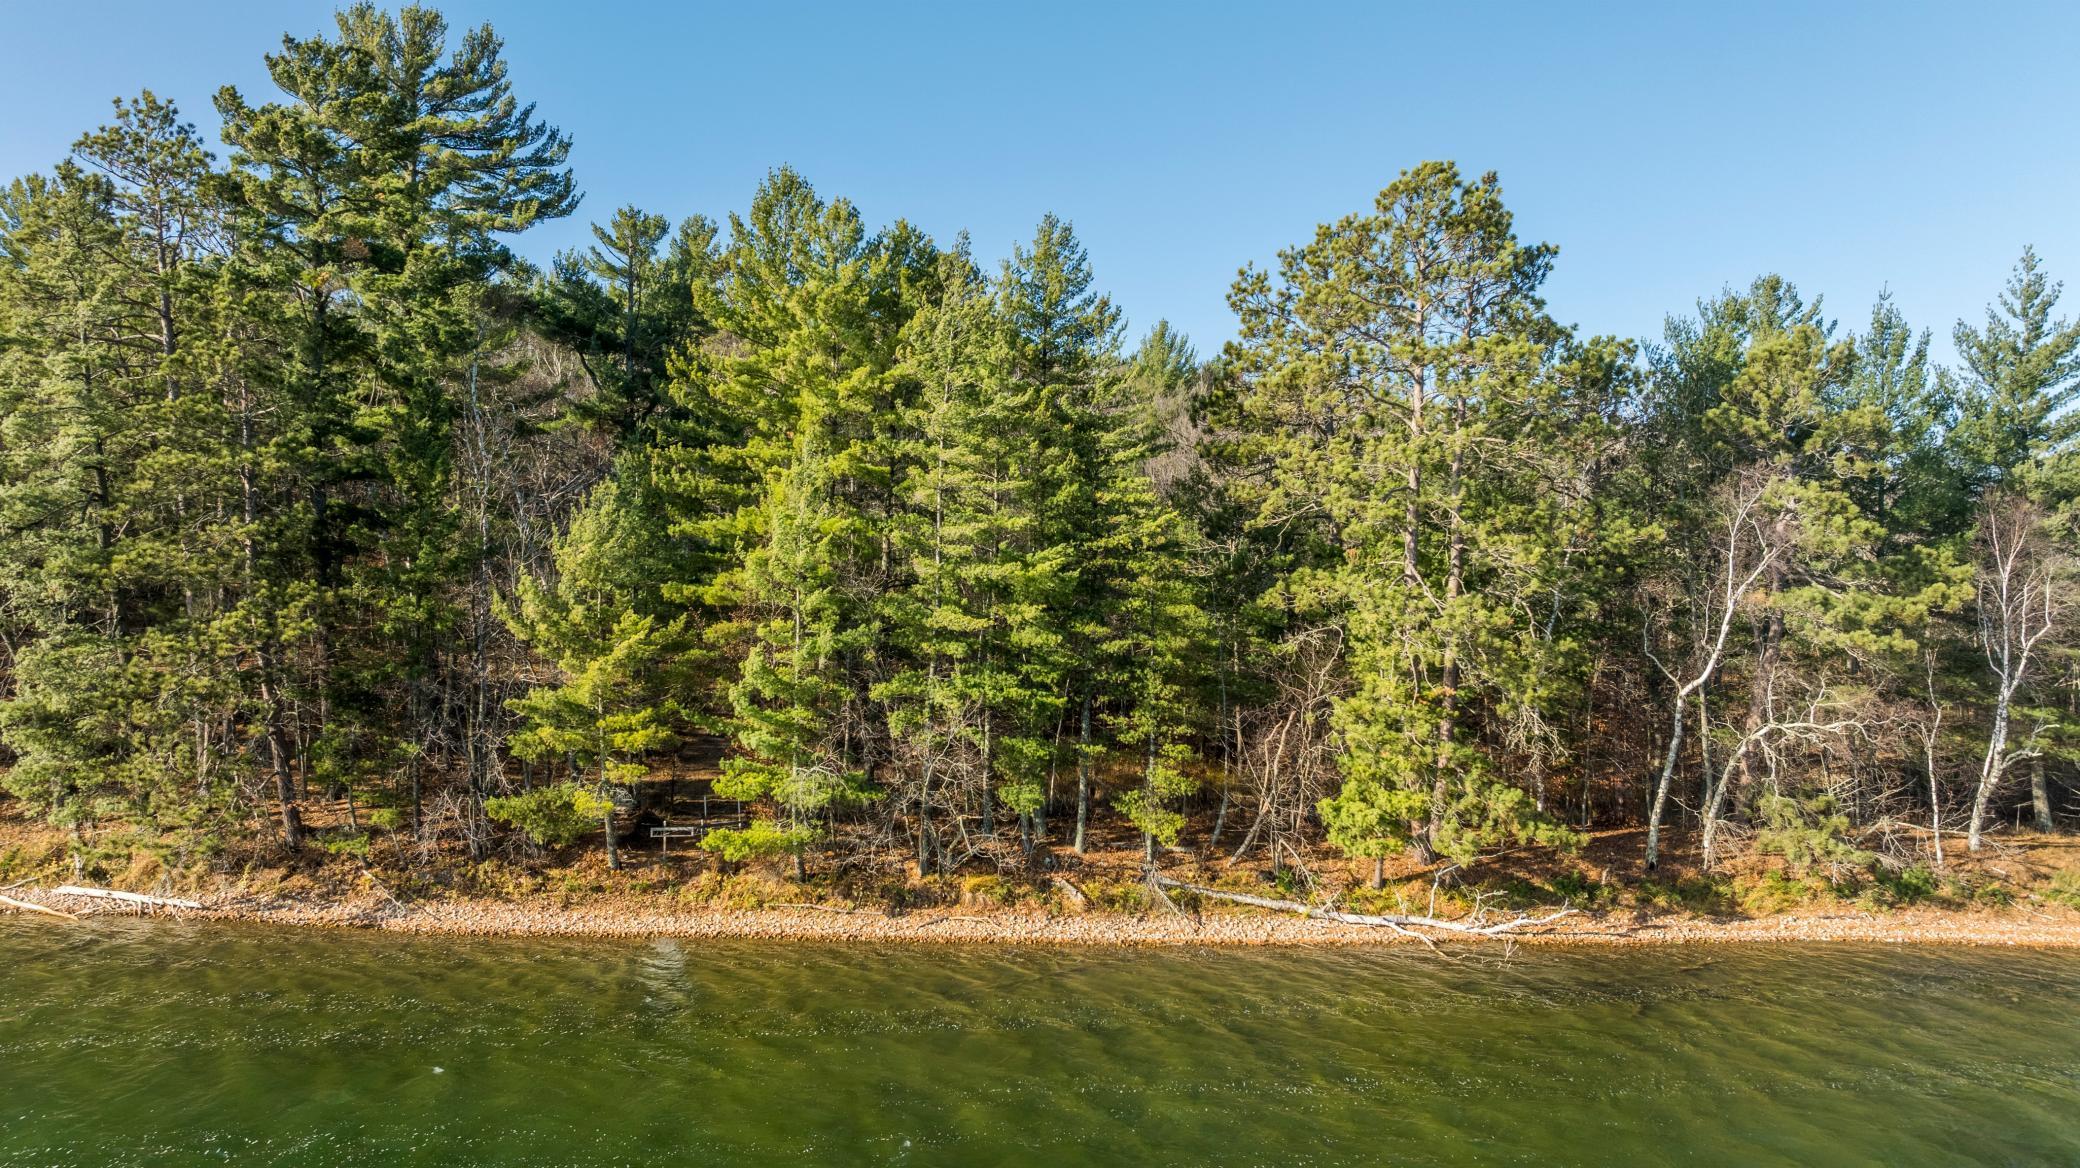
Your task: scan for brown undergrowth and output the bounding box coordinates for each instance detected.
[7,798,2080,947]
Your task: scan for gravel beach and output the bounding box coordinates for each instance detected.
[10,884,2080,948]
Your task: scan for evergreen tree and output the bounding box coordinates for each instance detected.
[212,2,576,845]
[0,95,240,856]
[668,169,936,872]
[1100,486,1204,863]
[1227,162,1591,875]
[1840,291,1963,542]
[879,242,1064,869]
[995,215,1138,854]
[501,463,694,868]
[1950,249,2080,496]
[0,164,152,834]
[1945,251,2080,842]
[537,204,714,442]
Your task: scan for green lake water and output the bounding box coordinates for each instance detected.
[2,921,2076,1166]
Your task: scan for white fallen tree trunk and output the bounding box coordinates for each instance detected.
[0,893,79,920]
[1151,876,1574,936]
[53,885,204,911]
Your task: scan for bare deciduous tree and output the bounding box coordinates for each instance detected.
[1642,468,1793,869]
[1967,495,2069,852]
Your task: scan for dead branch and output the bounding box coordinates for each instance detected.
[770,902,875,916]
[53,885,204,911]
[905,913,999,931]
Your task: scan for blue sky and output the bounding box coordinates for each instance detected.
[5,1,2076,362]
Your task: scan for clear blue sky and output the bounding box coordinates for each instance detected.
[5,1,2076,362]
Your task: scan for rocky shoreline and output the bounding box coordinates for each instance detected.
[8,884,2080,948]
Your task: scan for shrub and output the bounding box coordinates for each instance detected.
[2046,868,2080,910]
[1875,864,1940,905]
[463,859,539,899]
[1970,880,2015,908]
[1082,878,1152,913]
[1271,866,1304,899]
[960,874,1018,907]
[1631,876,1736,916]
[319,832,372,859]
[1755,794,1874,881]
[714,873,781,910]
[698,818,814,863]
[1737,869,1831,915]
[484,782,613,848]
[675,871,724,906]
[1545,869,1617,909]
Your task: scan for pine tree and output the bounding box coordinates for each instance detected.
[667,169,936,872]
[1944,250,2080,844]
[705,443,872,874]
[1100,485,1204,864]
[537,205,714,442]
[0,94,240,856]
[995,215,1135,854]
[1840,291,1963,542]
[212,3,576,845]
[501,465,693,868]
[1228,162,1590,875]
[879,241,1066,869]
[1950,249,2080,495]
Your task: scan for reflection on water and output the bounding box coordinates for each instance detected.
[2,920,2076,1166]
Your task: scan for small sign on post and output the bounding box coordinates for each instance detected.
[650,824,704,853]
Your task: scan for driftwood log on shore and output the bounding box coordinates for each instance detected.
[53,885,204,911]
[1152,876,1576,936]
[0,893,78,920]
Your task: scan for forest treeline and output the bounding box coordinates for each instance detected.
[3,5,2077,888]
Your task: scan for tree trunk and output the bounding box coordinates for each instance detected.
[1925,731,1944,869]
[1700,743,1749,871]
[980,710,996,837]
[1643,696,1688,869]
[1426,447,1466,855]
[2031,755,2054,832]
[1073,693,1093,854]
[267,708,303,852]
[1142,733,1158,864]
[1968,695,2011,853]
[916,756,934,876]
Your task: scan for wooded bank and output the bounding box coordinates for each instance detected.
[3,5,2079,906]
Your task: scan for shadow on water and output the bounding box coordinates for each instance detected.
[2,919,2076,1166]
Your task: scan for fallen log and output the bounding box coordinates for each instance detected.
[53,885,203,911]
[1049,876,1090,910]
[770,902,877,916]
[905,913,1000,931]
[1151,876,1575,936]
[1145,872,1191,921]
[0,893,79,921]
